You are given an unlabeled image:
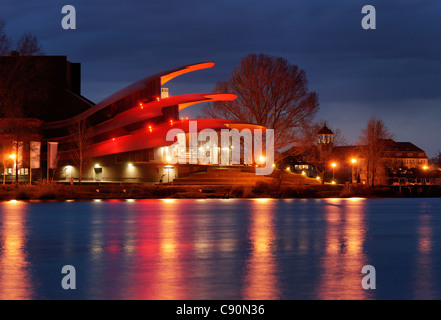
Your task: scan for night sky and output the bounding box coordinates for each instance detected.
[2,0,441,156]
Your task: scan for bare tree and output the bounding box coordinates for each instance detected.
[0,138,14,184]
[0,20,46,115]
[358,117,394,187]
[203,54,319,154]
[429,151,441,169]
[16,32,44,56]
[0,21,47,183]
[70,120,93,184]
[0,20,12,55]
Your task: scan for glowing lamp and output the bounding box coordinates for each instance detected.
[331,162,336,168]
[166,156,172,163]
[148,125,152,133]
[351,158,357,164]
[259,156,266,163]
[9,154,15,160]
[128,163,133,168]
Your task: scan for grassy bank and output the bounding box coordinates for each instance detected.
[0,181,440,201]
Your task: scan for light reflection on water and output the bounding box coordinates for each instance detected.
[0,198,441,300]
[242,199,279,299]
[414,202,434,300]
[316,198,370,300]
[0,201,34,299]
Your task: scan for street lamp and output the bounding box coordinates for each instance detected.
[422,165,429,185]
[331,162,336,182]
[351,158,357,183]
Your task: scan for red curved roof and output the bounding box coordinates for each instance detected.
[44,62,216,130]
[50,93,237,144]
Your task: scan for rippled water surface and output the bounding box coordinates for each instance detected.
[1,198,440,300]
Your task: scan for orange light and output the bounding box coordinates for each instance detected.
[331,162,337,168]
[351,158,357,164]
[156,97,160,101]
[112,138,116,141]
[9,154,15,160]
[160,62,215,86]
[181,117,184,121]
[140,103,143,109]
[148,125,152,133]
[170,120,173,126]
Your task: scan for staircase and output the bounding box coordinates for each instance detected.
[172,167,275,186]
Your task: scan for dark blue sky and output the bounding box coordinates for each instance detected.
[2,0,441,156]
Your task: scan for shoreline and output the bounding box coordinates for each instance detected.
[0,182,440,201]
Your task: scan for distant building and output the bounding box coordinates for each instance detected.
[282,124,429,185]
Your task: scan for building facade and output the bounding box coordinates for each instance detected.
[0,55,266,183]
[282,125,429,186]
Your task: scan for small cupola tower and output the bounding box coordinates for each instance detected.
[318,123,334,152]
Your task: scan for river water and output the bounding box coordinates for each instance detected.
[0,198,440,300]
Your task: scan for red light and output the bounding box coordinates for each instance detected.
[148,125,152,133]
[139,103,143,109]
[181,117,184,121]
[112,138,115,141]
[185,117,188,120]
[156,97,160,101]
[170,120,173,126]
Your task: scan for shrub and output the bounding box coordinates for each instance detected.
[230,186,244,198]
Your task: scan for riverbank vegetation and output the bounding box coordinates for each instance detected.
[0,181,440,201]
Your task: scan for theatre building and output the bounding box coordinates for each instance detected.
[0,54,265,183]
